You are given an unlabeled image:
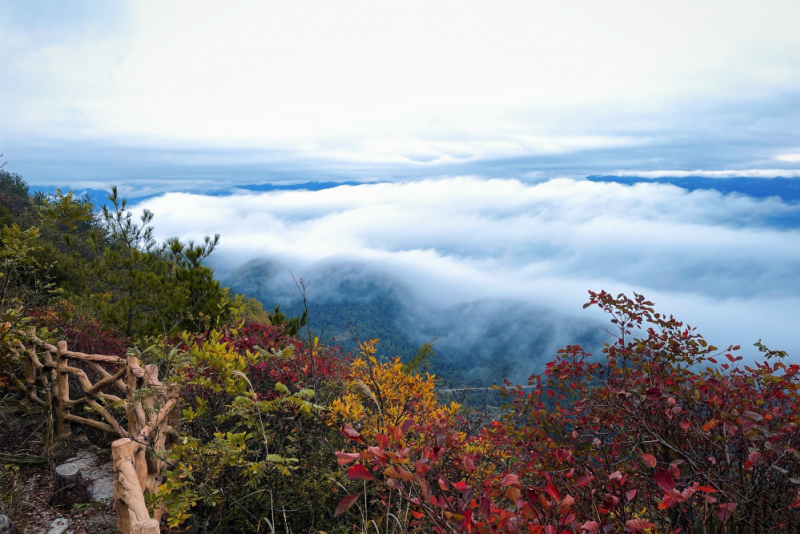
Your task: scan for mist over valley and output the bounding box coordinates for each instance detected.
[223,258,604,385]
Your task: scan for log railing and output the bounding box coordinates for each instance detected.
[8,329,180,534]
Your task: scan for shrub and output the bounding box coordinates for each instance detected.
[336,291,800,533]
[155,319,351,533]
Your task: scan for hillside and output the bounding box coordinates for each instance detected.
[222,258,604,385]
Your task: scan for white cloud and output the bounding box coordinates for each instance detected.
[776,154,800,163]
[136,177,800,357]
[3,0,800,168]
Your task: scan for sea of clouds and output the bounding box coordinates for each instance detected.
[135,176,800,360]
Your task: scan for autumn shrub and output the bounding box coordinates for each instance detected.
[336,291,800,533]
[28,301,128,356]
[330,338,461,442]
[155,318,352,534]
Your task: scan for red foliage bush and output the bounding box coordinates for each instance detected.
[337,291,800,533]
[178,320,350,402]
[28,303,128,356]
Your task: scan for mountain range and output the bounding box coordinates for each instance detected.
[222,258,605,386]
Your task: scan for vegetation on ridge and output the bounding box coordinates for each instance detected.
[0,167,798,533]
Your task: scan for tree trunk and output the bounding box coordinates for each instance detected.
[51,462,91,507]
[0,515,17,534]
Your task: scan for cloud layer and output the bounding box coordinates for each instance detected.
[3,0,800,186]
[136,177,800,358]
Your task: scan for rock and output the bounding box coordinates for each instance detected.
[46,518,72,534]
[63,451,114,502]
[0,515,17,534]
[51,463,91,507]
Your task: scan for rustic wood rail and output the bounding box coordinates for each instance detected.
[8,329,180,533]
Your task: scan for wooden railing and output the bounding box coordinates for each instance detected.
[8,329,180,534]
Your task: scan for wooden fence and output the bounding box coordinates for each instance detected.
[8,329,180,533]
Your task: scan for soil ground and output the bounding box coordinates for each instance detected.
[0,394,118,534]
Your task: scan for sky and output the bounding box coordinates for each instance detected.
[2,0,800,358]
[3,0,800,188]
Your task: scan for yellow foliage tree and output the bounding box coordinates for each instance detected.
[330,339,460,441]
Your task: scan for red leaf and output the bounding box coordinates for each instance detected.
[334,451,360,465]
[463,456,476,473]
[654,469,674,492]
[574,475,593,487]
[342,424,363,443]
[415,460,430,476]
[679,420,691,432]
[580,521,601,533]
[625,519,654,531]
[376,433,390,449]
[388,424,403,442]
[696,485,718,493]
[452,481,470,491]
[480,497,492,520]
[438,478,450,491]
[640,453,657,468]
[554,449,572,464]
[608,471,627,486]
[669,459,683,479]
[716,502,737,522]
[748,451,762,465]
[401,418,414,433]
[411,511,424,519]
[501,473,521,488]
[544,484,561,501]
[420,479,432,500]
[626,489,638,501]
[335,493,360,516]
[347,464,375,481]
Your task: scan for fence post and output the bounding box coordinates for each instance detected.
[126,355,140,437]
[112,438,135,534]
[113,438,161,534]
[55,340,71,438]
[165,383,181,448]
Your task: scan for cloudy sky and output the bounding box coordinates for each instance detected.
[3,0,800,187]
[2,0,800,357]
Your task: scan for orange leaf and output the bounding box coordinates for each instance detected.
[702,419,718,432]
[625,518,654,531]
[384,465,415,482]
[334,452,361,465]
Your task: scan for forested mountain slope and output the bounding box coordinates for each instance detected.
[223,258,604,385]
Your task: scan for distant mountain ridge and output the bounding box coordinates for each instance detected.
[587,175,800,202]
[223,258,604,386]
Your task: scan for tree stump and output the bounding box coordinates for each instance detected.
[0,515,16,534]
[51,462,91,507]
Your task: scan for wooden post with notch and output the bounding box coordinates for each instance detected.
[112,438,161,534]
[54,340,71,438]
